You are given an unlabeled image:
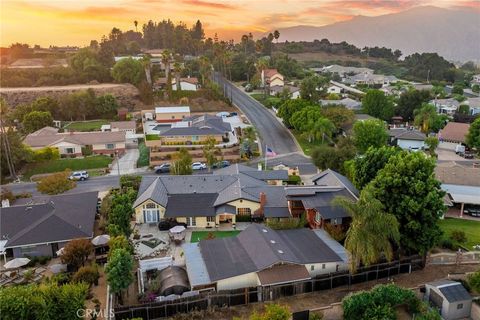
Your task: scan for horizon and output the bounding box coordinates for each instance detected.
[1,0,478,48]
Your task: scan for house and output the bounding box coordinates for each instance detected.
[311,169,359,198]
[102,121,136,134]
[132,165,355,228]
[270,85,300,99]
[425,280,472,320]
[328,81,365,96]
[344,74,399,86]
[326,84,342,95]
[182,224,348,291]
[388,128,426,151]
[154,77,199,91]
[313,65,373,78]
[430,98,460,115]
[24,127,126,157]
[435,162,480,217]
[319,98,362,110]
[154,106,191,123]
[438,122,470,144]
[261,69,284,87]
[0,192,98,258]
[466,97,480,115]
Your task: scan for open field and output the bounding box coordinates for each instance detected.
[438,218,480,250]
[64,120,109,131]
[190,231,241,243]
[23,155,113,179]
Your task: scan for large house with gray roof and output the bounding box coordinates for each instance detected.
[133,165,355,229]
[0,192,98,259]
[183,224,348,291]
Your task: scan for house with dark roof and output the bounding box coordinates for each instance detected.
[0,192,98,258]
[425,280,472,320]
[133,165,355,229]
[183,224,348,291]
[388,127,426,151]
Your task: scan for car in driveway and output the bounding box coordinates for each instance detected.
[154,163,171,174]
[212,160,230,169]
[192,162,207,170]
[69,171,89,181]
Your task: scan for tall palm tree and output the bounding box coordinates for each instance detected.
[198,56,211,86]
[134,20,138,32]
[333,189,400,273]
[414,103,437,133]
[273,30,280,43]
[161,50,172,99]
[141,55,152,85]
[312,118,335,143]
[173,62,184,91]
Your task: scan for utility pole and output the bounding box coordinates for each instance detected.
[0,116,17,181]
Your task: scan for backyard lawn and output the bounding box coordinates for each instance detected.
[23,155,113,179]
[438,218,480,250]
[292,130,325,156]
[190,230,241,243]
[64,120,110,132]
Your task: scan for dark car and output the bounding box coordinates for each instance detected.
[154,163,171,174]
[212,160,230,169]
[158,219,187,231]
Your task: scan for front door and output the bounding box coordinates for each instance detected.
[144,210,159,223]
[186,217,196,227]
[51,243,59,257]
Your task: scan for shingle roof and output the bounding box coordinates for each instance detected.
[311,169,359,198]
[435,163,480,187]
[257,264,310,285]
[24,130,125,148]
[439,122,470,143]
[1,192,98,248]
[388,128,426,141]
[165,193,217,217]
[215,164,288,181]
[110,121,136,130]
[160,114,232,137]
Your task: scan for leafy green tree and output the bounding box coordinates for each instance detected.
[105,248,134,295]
[352,146,399,190]
[472,84,480,93]
[352,119,388,154]
[111,57,144,85]
[250,304,290,320]
[425,136,439,157]
[311,137,356,175]
[60,239,94,271]
[320,105,355,130]
[334,189,399,272]
[414,103,445,133]
[362,89,394,121]
[291,106,335,143]
[369,151,446,254]
[202,136,221,171]
[22,111,53,133]
[277,99,312,127]
[467,269,480,294]
[69,47,111,81]
[300,75,326,102]
[108,204,132,237]
[171,148,193,175]
[30,97,59,116]
[452,83,464,95]
[395,90,431,121]
[36,170,76,195]
[95,94,118,117]
[109,235,133,256]
[466,117,480,150]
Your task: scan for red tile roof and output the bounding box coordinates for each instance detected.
[439,122,470,143]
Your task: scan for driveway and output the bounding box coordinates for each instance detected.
[109,149,141,175]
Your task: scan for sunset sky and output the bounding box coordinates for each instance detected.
[1,0,478,47]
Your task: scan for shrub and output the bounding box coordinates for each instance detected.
[467,269,480,293]
[450,229,467,244]
[439,238,454,250]
[72,265,100,286]
[36,170,76,195]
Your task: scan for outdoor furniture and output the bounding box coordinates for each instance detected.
[169,226,186,243]
[91,234,110,246]
[4,258,30,269]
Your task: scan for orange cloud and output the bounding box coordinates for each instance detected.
[181,0,237,10]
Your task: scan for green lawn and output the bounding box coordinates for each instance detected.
[190,230,241,243]
[438,218,480,250]
[137,139,150,167]
[23,155,113,179]
[145,134,160,141]
[292,130,325,156]
[64,120,110,132]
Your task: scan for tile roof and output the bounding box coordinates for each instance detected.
[439,122,470,143]
[0,192,98,248]
[263,69,282,79]
[24,130,125,148]
[110,121,136,130]
[257,264,310,285]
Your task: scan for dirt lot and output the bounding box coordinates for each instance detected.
[171,264,479,320]
[0,83,144,109]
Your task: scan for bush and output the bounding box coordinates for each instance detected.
[266,214,306,230]
[439,238,454,250]
[72,264,100,286]
[467,269,480,294]
[33,147,60,161]
[450,229,467,244]
[36,170,76,195]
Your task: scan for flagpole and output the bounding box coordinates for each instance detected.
[264,144,267,170]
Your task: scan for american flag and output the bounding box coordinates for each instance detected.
[266,146,277,157]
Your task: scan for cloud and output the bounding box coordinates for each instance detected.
[181,0,237,10]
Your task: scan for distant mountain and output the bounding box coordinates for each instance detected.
[272,6,480,62]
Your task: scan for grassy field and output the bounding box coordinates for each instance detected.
[23,155,113,179]
[438,218,480,250]
[64,120,110,132]
[137,139,150,167]
[292,130,324,156]
[145,134,160,141]
[190,230,241,243]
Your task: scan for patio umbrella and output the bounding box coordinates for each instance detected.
[4,258,30,269]
[169,226,186,234]
[91,234,110,246]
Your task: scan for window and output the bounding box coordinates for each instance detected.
[237,208,251,216]
[311,265,314,271]
[65,147,74,154]
[457,304,463,310]
[146,203,156,209]
[186,217,196,227]
[106,143,115,149]
[207,216,215,222]
[315,212,321,222]
[143,209,159,223]
[20,245,37,255]
[322,264,326,269]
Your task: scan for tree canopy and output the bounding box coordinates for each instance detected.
[22,111,53,133]
[395,89,432,121]
[352,119,388,154]
[105,248,134,294]
[60,239,94,271]
[36,170,76,195]
[466,117,480,150]
[361,89,394,121]
[351,146,399,190]
[171,148,193,175]
[277,99,312,128]
[111,57,144,85]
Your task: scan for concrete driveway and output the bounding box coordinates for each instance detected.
[109,149,141,175]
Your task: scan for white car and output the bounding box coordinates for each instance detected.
[192,162,207,170]
[69,171,89,181]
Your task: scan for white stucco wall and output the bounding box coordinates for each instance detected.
[216,272,259,291]
[397,139,425,150]
[306,262,347,277]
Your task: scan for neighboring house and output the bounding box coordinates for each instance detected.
[312,65,373,78]
[102,121,136,134]
[311,169,359,197]
[24,126,126,156]
[354,114,376,122]
[326,84,342,94]
[132,164,355,228]
[270,85,300,99]
[388,128,426,151]
[466,97,480,115]
[438,122,470,144]
[0,192,98,258]
[154,77,199,91]
[154,106,191,123]
[158,114,232,145]
[344,74,399,86]
[425,280,472,320]
[328,81,365,96]
[319,98,362,110]
[471,74,480,85]
[430,98,460,115]
[261,69,284,87]
[435,162,480,217]
[183,224,348,291]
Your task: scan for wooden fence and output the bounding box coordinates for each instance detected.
[113,256,423,320]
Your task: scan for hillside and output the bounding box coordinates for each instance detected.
[273,6,480,62]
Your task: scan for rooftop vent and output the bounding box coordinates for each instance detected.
[277,250,284,254]
[262,229,268,233]
[270,240,276,244]
[26,206,33,211]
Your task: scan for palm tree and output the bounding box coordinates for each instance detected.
[173,62,184,92]
[273,30,280,43]
[414,103,437,133]
[161,50,172,99]
[198,56,211,85]
[312,118,335,143]
[241,34,249,55]
[141,55,152,85]
[134,20,138,32]
[333,189,400,273]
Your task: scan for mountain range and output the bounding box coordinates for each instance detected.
[271,6,480,63]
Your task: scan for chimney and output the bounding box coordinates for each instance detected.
[1,199,10,208]
[260,192,266,207]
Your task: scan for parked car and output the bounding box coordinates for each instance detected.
[192,162,207,170]
[154,163,171,174]
[212,160,230,169]
[462,152,474,159]
[158,218,188,231]
[69,171,89,181]
[455,144,466,154]
[464,207,480,217]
